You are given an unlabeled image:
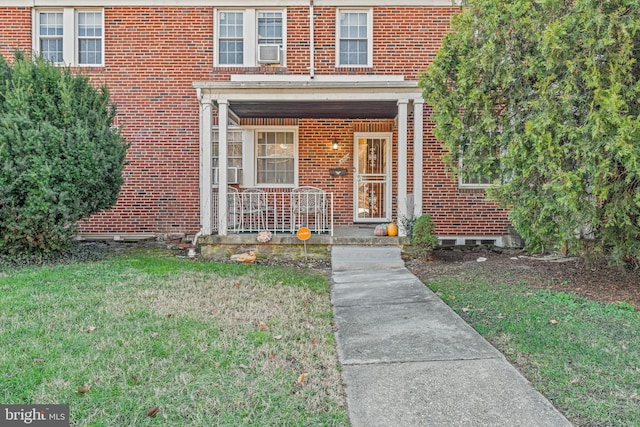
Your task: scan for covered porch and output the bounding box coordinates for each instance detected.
[195,77,426,239]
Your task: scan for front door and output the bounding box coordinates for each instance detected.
[354,133,391,222]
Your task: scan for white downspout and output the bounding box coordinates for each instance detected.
[309,0,315,78]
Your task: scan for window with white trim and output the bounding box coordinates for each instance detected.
[212,129,244,185]
[38,12,63,63]
[337,9,372,67]
[77,11,103,65]
[216,9,285,67]
[256,131,296,186]
[218,11,244,65]
[458,145,500,188]
[34,9,104,66]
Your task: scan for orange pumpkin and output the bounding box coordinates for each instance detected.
[387,222,398,237]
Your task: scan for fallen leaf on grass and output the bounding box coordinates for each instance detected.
[461,305,472,313]
[311,338,319,346]
[549,319,559,325]
[77,383,91,394]
[269,353,276,361]
[233,282,240,288]
[166,314,173,318]
[257,322,269,331]
[147,406,159,417]
[297,373,308,384]
[273,335,283,340]
[86,326,97,333]
[151,332,160,338]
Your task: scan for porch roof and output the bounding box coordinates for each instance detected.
[193,79,423,119]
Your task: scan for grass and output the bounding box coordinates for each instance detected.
[427,277,640,426]
[0,251,348,426]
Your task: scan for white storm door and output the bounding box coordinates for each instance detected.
[354,133,391,222]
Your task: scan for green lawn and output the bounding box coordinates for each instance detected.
[427,277,640,426]
[0,251,348,426]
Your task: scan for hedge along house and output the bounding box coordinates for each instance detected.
[0,1,514,250]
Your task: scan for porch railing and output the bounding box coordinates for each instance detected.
[212,188,334,235]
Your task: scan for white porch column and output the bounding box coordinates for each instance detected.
[397,99,409,236]
[199,93,213,235]
[217,100,229,235]
[413,98,424,219]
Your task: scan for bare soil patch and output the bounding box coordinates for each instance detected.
[406,247,640,309]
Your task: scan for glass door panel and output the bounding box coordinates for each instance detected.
[355,136,390,221]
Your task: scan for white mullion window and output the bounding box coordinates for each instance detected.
[38,11,64,64]
[257,11,282,46]
[458,145,499,189]
[218,11,244,65]
[337,9,372,67]
[35,8,103,67]
[77,11,103,66]
[255,130,297,187]
[212,129,244,186]
[256,10,284,64]
[216,9,285,67]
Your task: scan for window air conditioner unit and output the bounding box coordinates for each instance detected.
[258,44,281,64]
[213,167,239,185]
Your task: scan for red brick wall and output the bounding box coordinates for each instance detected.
[421,106,510,236]
[0,5,510,238]
[0,8,31,58]
[312,6,458,79]
[80,7,215,234]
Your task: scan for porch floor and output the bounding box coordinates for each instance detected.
[201,225,408,246]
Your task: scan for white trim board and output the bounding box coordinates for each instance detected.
[6,1,461,8]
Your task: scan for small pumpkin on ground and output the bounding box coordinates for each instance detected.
[374,224,388,236]
[387,222,398,237]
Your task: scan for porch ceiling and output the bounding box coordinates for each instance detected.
[228,100,398,119]
[194,79,423,120]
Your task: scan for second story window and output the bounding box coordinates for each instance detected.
[216,9,285,67]
[337,9,372,67]
[77,11,103,65]
[219,11,244,65]
[39,12,63,63]
[34,8,104,67]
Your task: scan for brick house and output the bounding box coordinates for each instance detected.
[0,1,514,246]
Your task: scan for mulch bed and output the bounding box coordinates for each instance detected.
[406,247,640,309]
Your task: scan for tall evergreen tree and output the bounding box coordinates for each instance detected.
[421,0,640,266]
[0,52,128,253]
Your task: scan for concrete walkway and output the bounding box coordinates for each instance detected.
[330,246,572,427]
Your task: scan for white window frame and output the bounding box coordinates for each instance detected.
[35,10,64,64]
[458,146,498,189]
[33,8,104,67]
[212,128,244,187]
[253,127,298,188]
[336,8,373,68]
[76,10,104,66]
[215,8,287,67]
